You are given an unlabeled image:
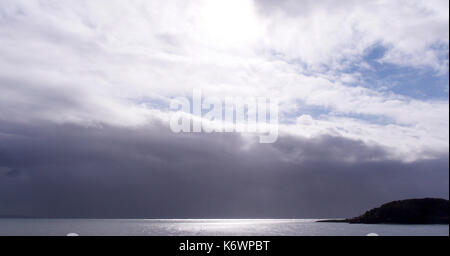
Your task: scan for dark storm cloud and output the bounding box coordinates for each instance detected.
[0,120,447,218]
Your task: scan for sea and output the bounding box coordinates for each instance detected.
[0,219,448,236]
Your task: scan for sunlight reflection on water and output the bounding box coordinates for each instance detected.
[0,219,448,236]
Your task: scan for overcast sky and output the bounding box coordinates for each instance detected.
[0,0,448,218]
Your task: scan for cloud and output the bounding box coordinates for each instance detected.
[0,0,448,162]
[0,120,448,218]
[256,0,449,72]
[0,0,448,217]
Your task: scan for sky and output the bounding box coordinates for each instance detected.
[0,0,448,218]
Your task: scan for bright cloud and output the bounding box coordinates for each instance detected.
[0,0,448,162]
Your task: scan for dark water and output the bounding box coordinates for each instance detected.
[0,219,448,236]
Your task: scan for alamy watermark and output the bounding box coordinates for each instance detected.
[169,89,279,143]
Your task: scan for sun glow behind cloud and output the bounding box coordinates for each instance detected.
[196,0,261,47]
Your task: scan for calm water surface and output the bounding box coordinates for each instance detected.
[0,219,448,236]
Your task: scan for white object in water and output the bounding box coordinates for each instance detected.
[366,233,379,236]
[66,233,79,236]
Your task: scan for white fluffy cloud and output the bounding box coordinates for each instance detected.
[0,0,448,162]
[257,0,449,72]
